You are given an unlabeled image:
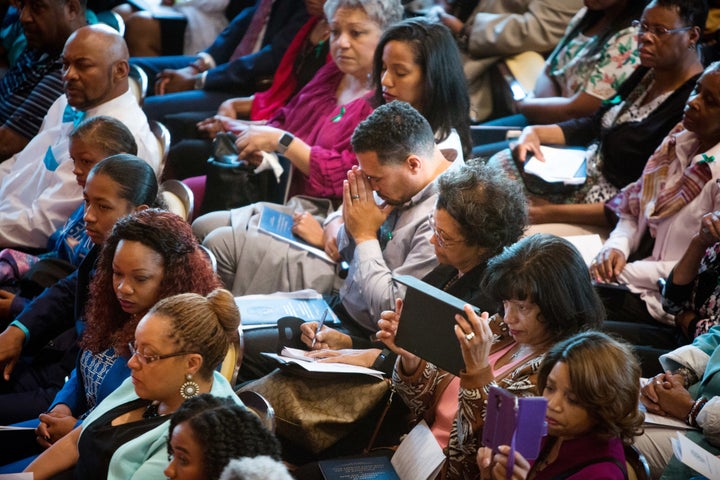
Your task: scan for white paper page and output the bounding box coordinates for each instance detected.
[524,146,586,184]
[261,352,385,379]
[280,347,316,362]
[671,431,720,478]
[562,234,603,267]
[391,420,446,480]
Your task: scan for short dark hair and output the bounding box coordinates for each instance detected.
[371,18,471,158]
[436,160,526,256]
[482,234,604,341]
[168,394,282,480]
[653,0,708,29]
[537,331,644,444]
[70,115,138,156]
[351,101,435,164]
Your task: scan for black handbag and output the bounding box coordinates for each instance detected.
[200,132,278,214]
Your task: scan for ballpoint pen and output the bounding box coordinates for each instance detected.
[311,308,330,348]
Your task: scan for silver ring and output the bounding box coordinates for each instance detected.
[655,380,662,385]
[351,195,360,200]
[465,332,475,341]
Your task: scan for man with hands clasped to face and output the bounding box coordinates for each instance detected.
[231,101,455,381]
[305,100,455,344]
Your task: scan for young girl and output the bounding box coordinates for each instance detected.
[478,331,644,480]
[0,116,139,321]
[164,394,291,480]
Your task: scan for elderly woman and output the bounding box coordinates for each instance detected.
[24,289,242,479]
[187,0,403,209]
[592,61,720,357]
[489,0,707,226]
[194,15,471,300]
[377,234,605,479]
[300,160,527,368]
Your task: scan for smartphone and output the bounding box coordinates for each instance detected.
[482,387,548,479]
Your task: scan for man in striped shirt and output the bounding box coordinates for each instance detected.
[0,0,87,162]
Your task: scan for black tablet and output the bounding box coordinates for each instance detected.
[394,275,479,376]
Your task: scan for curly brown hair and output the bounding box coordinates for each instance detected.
[537,331,645,445]
[80,209,222,356]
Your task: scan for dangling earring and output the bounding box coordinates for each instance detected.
[689,42,697,50]
[180,373,200,399]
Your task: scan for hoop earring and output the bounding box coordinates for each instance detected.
[180,373,200,399]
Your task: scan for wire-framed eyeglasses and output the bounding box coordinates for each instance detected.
[427,213,465,248]
[632,20,692,38]
[128,342,194,365]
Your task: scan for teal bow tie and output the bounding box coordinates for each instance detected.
[62,104,86,127]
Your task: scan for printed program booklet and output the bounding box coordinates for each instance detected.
[258,207,335,263]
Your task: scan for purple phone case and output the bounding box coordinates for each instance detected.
[482,387,548,479]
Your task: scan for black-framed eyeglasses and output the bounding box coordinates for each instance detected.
[632,20,692,38]
[427,213,465,248]
[128,342,194,365]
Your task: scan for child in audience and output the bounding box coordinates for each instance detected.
[0,116,139,321]
[478,331,644,479]
[0,156,160,427]
[164,394,290,480]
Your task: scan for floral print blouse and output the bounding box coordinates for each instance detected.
[549,8,640,100]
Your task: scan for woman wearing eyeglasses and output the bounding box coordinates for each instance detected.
[0,210,225,470]
[488,0,706,227]
[24,289,242,479]
[299,161,527,359]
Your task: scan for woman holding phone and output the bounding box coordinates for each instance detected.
[477,331,644,480]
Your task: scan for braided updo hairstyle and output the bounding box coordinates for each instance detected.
[151,289,240,379]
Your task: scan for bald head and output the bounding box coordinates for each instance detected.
[62,25,130,111]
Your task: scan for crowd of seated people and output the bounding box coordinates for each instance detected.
[4,0,720,478]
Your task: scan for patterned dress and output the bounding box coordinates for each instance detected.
[663,242,720,339]
[393,315,544,479]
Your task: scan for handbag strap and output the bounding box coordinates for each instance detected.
[363,381,394,454]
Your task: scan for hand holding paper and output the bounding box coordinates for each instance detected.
[523,146,586,185]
